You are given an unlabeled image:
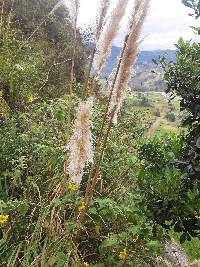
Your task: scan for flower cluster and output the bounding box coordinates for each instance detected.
[119,249,127,261]
[67,182,77,191]
[79,202,86,211]
[0,214,9,224]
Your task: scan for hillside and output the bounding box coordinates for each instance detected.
[1,0,200,266]
[103,46,176,92]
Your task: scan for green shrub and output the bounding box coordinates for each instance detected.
[140,96,152,107]
[153,109,161,117]
[165,112,176,122]
[0,98,163,266]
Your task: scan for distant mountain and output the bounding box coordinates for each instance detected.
[103,46,176,92]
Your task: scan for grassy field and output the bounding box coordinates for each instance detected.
[126,92,181,133]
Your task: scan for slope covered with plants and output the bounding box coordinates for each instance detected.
[0,0,200,266]
[0,0,86,110]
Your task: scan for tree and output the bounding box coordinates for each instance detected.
[147,0,200,240]
[137,0,200,242]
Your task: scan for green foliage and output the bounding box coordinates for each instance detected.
[0,99,79,261]
[137,132,186,230]
[0,99,68,198]
[0,97,163,266]
[153,109,161,117]
[182,0,200,18]
[155,1,200,242]
[2,0,199,264]
[0,0,86,109]
[165,112,176,122]
[139,96,152,107]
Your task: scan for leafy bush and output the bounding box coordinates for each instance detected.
[136,133,186,234]
[153,109,161,117]
[144,0,200,240]
[0,0,86,109]
[158,10,200,238]
[140,96,152,107]
[0,98,164,266]
[165,112,176,122]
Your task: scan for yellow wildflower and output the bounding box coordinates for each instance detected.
[132,235,139,242]
[0,214,9,224]
[66,93,74,99]
[31,123,38,129]
[27,96,34,103]
[119,249,127,261]
[79,202,86,211]
[0,90,3,97]
[67,182,77,191]
[83,262,89,267]
[95,224,101,235]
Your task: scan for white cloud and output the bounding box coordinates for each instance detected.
[77,0,200,50]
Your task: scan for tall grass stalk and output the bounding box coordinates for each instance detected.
[94,0,129,72]
[78,0,150,223]
[82,0,110,100]
[64,0,80,185]
[92,0,129,96]
[110,0,150,124]
[0,0,5,33]
[67,0,111,187]
[69,0,80,95]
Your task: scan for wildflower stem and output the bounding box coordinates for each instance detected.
[82,46,96,100]
[27,0,64,41]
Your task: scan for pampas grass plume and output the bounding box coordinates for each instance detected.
[68,97,94,187]
[110,0,150,124]
[94,0,129,72]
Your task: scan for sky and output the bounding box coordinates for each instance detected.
[77,0,199,51]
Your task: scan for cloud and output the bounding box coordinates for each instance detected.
[77,0,200,50]
[140,0,199,50]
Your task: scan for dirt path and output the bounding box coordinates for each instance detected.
[147,115,165,137]
[164,241,189,267]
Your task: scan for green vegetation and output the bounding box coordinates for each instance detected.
[0,0,200,266]
[0,0,86,110]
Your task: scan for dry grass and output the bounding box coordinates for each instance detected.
[82,0,110,99]
[94,0,129,72]
[110,0,151,123]
[67,97,94,187]
[75,0,151,224]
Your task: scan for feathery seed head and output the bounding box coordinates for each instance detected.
[94,0,129,72]
[110,0,150,124]
[95,0,111,40]
[68,97,94,187]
